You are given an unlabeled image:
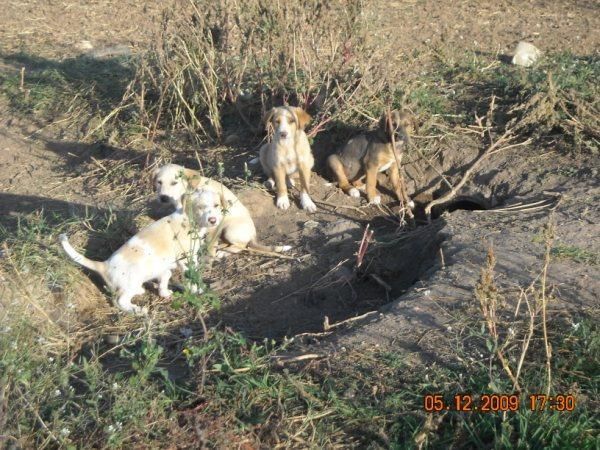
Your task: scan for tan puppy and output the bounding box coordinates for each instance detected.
[190,187,291,257]
[259,106,317,212]
[327,110,413,205]
[153,163,226,210]
[60,209,203,314]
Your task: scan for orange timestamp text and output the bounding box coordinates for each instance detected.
[423,393,576,412]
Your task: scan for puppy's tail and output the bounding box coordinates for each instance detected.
[248,239,292,254]
[59,234,108,279]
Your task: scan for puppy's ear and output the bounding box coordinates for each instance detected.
[379,112,390,135]
[263,108,275,131]
[150,167,160,192]
[293,107,311,130]
[182,168,199,188]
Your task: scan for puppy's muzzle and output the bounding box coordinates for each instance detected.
[279,131,288,139]
[208,217,217,225]
[159,195,170,203]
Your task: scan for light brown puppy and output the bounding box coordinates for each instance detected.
[153,163,227,210]
[327,110,413,205]
[154,163,290,257]
[60,208,203,314]
[259,106,317,212]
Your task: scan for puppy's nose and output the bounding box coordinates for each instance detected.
[159,195,170,203]
[279,131,288,139]
[208,217,217,225]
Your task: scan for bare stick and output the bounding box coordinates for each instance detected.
[424,130,531,220]
[323,310,380,331]
[229,244,297,260]
[313,199,367,215]
[541,223,554,396]
[271,353,324,365]
[19,67,25,91]
[386,108,414,222]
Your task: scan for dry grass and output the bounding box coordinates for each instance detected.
[112,0,408,144]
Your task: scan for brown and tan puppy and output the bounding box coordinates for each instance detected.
[327,110,413,205]
[259,106,317,212]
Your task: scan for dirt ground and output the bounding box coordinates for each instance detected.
[1,0,598,356]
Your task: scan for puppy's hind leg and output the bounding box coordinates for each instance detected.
[259,145,276,190]
[327,154,359,198]
[158,270,173,298]
[116,290,148,315]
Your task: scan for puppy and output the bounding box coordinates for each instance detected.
[153,163,226,210]
[259,106,317,212]
[327,110,412,205]
[60,209,203,314]
[190,187,291,257]
[154,163,290,256]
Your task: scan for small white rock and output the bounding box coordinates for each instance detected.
[512,41,541,67]
[76,40,94,51]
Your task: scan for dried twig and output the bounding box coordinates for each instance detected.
[323,310,380,331]
[424,129,532,220]
[356,224,373,268]
[386,108,414,222]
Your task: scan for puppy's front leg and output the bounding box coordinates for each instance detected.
[273,166,290,210]
[388,162,403,203]
[365,163,381,204]
[298,162,317,212]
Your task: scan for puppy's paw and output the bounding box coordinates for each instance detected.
[300,192,317,212]
[369,195,382,205]
[348,187,360,198]
[190,284,204,295]
[276,195,291,210]
[264,179,275,190]
[159,289,173,298]
[215,250,229,259]
[131,305,148,316]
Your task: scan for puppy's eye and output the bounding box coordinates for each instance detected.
[275,119,281,124]
[157,181,162,185]
[214,203,219,208]
[171,181,177,186]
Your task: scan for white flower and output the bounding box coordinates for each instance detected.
[60,427,70,437]
[112,382,119,390]
[572,322,581,331]
[54,389,61,397]
[48,357,55,363]
[107,425,115,433]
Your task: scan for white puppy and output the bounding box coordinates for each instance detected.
[190,187,291,257]
[60,209,204,314]
[153,163,291,257]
